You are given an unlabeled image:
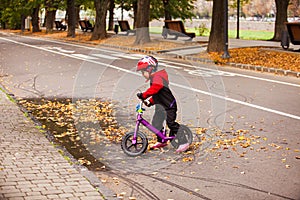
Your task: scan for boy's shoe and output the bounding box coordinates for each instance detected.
[176,143,190,153]
[150,142,168,150]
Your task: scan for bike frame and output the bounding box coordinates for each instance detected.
[132,101,175,144]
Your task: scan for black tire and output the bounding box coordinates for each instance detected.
[121,131,148,157]
[171,124,193,149]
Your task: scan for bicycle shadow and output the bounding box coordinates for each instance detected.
[85,131,206,174]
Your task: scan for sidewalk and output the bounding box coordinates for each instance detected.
[0,88,116,200]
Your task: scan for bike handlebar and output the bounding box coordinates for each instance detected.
[136,100,145,113]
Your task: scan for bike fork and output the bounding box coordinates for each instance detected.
[132,119,141,145]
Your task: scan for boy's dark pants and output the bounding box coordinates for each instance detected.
[152,105,180,143]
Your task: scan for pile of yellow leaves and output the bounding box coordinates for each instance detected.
[208,47,300,72]
[18,98,127,144]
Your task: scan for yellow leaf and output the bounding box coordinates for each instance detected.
[238,136,245,140]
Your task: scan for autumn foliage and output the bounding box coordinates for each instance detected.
[208,47,300,72]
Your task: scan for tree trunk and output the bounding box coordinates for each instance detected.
[75,5,80,28]
[134,0,151,45]
[133,1,138,28]
[272,0,289,41]
[108,0,115,31]
[21,14,26,32]
[67,0,76,38]
[91,0,110,41]
[45,0,56,33]
[32,6,41,32]
[207,0,225,52]
[163,0,172,21]
[45,10,56,33]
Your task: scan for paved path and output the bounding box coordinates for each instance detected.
[0,89,115,200]
[0,31,299,199]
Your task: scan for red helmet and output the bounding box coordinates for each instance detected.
[136,56,158,72]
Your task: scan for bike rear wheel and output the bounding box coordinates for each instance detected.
[171,124,193,148]
[121,131,148,156]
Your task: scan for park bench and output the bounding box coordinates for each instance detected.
[281,22,300,50]
[117,20,136,35]
[162,20,195,40]
[78,20,94,32]
[54,21,67,31]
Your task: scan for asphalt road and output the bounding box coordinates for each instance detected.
[1,32,299,200]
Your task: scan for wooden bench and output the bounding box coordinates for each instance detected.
[117,20,136,35]
[54,21,67,31]
[78,20,94,32]
[281,22,300,50]
[163,20,195,40]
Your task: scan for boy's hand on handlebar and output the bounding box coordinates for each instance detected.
[144,99,152,107]
[137,93,152,107]
[137,92,144,100]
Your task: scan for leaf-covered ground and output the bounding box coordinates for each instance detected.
[6,29,300,72]
[5,29,299,166]
[209,47,300,72]
[17,98,300,167]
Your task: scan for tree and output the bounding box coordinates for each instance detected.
[150,0,196,21]
[114,0,137,27]
[272,0,289,41]
[194,0,213,18]
[91,0,110,40]
[162,0,172,20]
[108,0,115,31]
[67,0,76,37]
[0,0,10,29]
[289,0,300,17]
[242,0,273,18]
[114,0,195,28]
[134,0,151,45]
[45,0,59,33]
[207,0,225,52]
[31,5,41,32]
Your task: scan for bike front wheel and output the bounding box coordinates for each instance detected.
[171,124,193,148]
[121,131,148,156]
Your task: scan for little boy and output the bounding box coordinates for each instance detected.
[136,56,189,153]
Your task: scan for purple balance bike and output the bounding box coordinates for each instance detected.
[121,100,193,156]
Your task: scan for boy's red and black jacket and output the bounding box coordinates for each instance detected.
[141,69,176,109]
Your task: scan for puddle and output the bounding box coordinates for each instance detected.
[18,98,121,171]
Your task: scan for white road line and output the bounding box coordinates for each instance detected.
[52,47,75,53]
[162,60,300,88]
[160,63,182,69]
[1,36,299,120]
[72,54,99,60]
[113,54,143,60]
[91,54,120,60]
[171,82,300,120]
[14,34,120,54]
[184,68,235,77]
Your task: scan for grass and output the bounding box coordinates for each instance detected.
[149,27,273,40]
[228,30,273,40]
